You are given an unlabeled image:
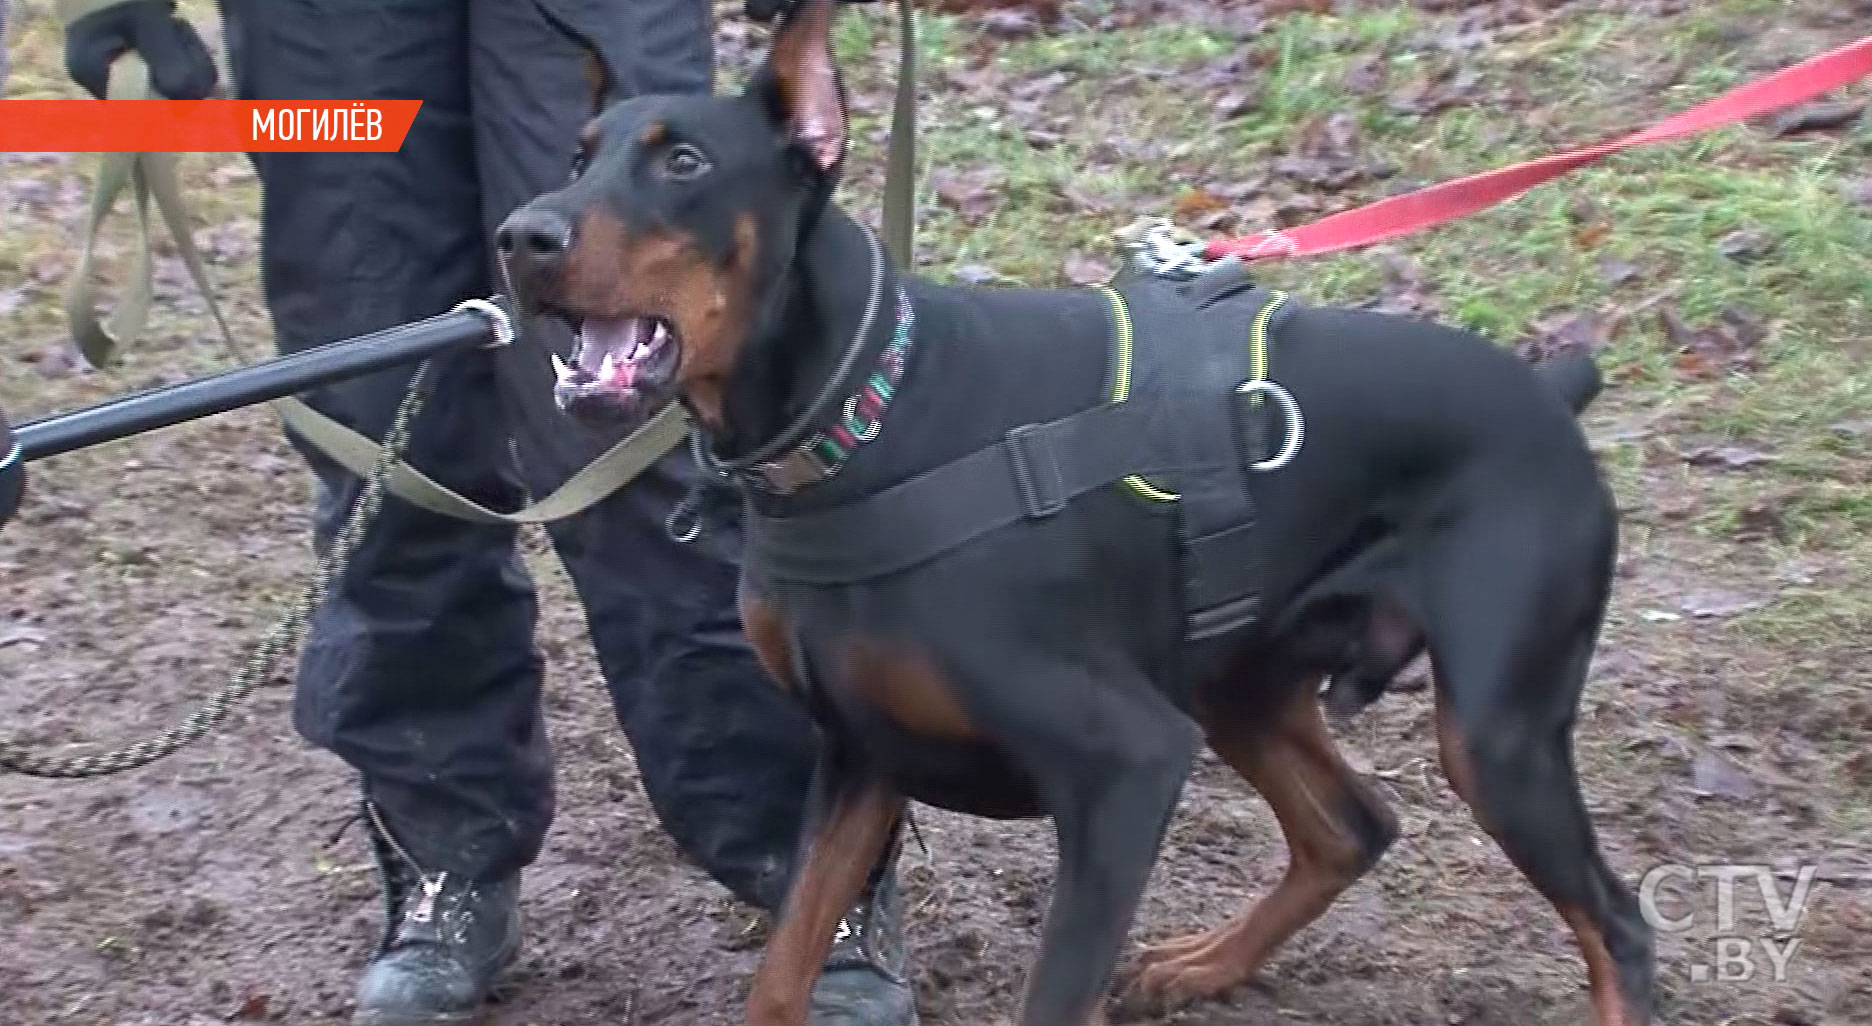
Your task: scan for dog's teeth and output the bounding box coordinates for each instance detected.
[599,352,619,382]
[551,351,576,384]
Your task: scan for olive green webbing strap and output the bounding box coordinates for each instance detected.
[879,0,916,269]
[59,0,918,522]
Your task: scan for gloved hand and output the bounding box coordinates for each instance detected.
[0,406,25,532]
[63,0,217,100]
[744,0,880,26]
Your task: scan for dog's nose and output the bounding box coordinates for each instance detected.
[496,206,574,283]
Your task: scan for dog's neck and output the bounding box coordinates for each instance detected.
[706,206,897,474]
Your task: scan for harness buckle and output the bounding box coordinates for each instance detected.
[1113,217,1218,282]
[1004,422,1068,519]
[752,445,832,495]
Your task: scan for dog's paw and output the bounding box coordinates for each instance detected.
[1114,950,1251,1017]
[1126,928,1223,974]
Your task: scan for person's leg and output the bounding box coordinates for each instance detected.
[219,1,546,1022]
[467,2,916,1022]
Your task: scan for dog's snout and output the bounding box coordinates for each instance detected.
[496,206,575,284]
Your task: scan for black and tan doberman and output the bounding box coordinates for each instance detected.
[494,4,1654,1025]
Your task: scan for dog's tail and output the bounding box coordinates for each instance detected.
[1534,350,1604,416]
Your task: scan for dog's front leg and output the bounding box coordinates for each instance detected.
[746,732,905,1026]
[1017,684,1200,1026]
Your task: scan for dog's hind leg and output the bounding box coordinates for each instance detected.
[1422,512,1653,1026]
[1123,685,1397,1010]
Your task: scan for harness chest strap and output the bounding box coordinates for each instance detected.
[744,284,1298,589]
[744,394,1183,585]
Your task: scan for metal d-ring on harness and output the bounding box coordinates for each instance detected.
[1116,217,1305,472]
[1235,379,1304,472]
[0,300,512,779]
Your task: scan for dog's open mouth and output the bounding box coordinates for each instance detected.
[550,313,681,423]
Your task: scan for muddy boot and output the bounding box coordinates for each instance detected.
[352,802,522,1026]
[808,851,918,1026]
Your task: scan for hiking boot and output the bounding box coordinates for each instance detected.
[809,856,918,1026]
[352,802,522,1026]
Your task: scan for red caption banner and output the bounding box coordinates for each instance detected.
[0,101,423,152]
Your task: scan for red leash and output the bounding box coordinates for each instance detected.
[1204,34,1872,263]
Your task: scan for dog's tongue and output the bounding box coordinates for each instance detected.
[586,316,656,384]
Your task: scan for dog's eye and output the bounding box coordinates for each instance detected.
[663,143,711,180]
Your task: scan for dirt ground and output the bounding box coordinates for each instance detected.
[3,0,1869,1024]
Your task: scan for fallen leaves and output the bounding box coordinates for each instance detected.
[1845,750,1872,790]
[1262,0,1333,14]
[1683,445,1776,470]
[1715,227,1776,263]
[1342,54,1390,96]
[18,342,89,380]
[1213,89,1258,120]
[1516,309,1612,363]
[1061,252,1116,286]
[208,162,255,187]
[978,9,1046,40]
[928,166,1004,224]
[1171,187,1230,225]
[202,218,261,265]
[1765,100,1865,137]
[1279,112,1395,194]
[1386,61,1487,117]
[925,0,1060,23]
[1691,747,1758,801]
[1659,306,1767,381]
[1365,250,1442,319]
[1597,258,1643,287]
[951,263,1009,285]
[1053,180,1117,215]
[1732,495,1789,544]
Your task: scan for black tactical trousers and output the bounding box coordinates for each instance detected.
[217,0,818,911]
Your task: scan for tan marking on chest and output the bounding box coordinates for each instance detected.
[837,639,982,743]
[740,589,798,697]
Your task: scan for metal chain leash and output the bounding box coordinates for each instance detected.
[0,365,434,778]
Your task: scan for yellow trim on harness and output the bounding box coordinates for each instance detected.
[1245,289,1289,393]
[1092,284,1292,504]
[1094,285,1181,503]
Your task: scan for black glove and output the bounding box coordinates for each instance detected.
[64,0,217,101]
[744,0,880,26]
[0,407,25,532]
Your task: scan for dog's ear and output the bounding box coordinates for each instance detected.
[755,0,848,177]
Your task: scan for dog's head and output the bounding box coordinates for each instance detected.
[497,0,853,431]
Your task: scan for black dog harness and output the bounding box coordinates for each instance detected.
[745,258,1300,642]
